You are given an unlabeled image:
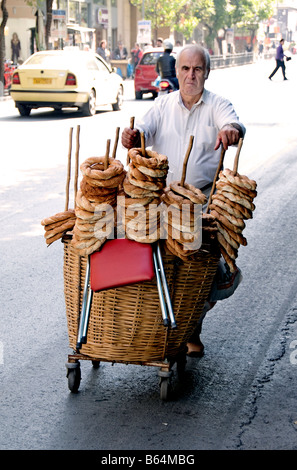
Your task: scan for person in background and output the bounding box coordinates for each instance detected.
[112,41,128,60]
[131,43,143,76]
[156,37,163,48]
[11,33,21,64]
[121,44,245,357]
[156,39,179,89]
[96,40,109,62]
[269,39,288,81]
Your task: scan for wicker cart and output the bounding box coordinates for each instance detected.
[63,234,219,400]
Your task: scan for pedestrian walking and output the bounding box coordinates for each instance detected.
[269,39,288,81]
[131,43,143,76]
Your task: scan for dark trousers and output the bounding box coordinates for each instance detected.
[269,59,286,79]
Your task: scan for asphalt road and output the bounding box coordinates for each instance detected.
[0,57,297,453]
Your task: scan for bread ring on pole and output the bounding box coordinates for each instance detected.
[80,156,124,180]
[170,181,207,205]
[127,172,165,191]
[83,171,126,188]
[128,147,168,169]
[221,168,257,191]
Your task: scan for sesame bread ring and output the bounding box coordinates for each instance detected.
[80,177,117,197]
[76,189,116,210]
[127,172,165,191]
[162,187,194,208]
[126,225,161,243]
[210,209,244,234]
[123,176,161,199]
[128,147,168,169]
[216,190,255,212]
[44,219,76,239]
[75,204,114,222]
[41,209,75,226]
[209,203,245,228]
[170,181,207,204]
[117,190,155,207]
[221,169,257,191]
[83,171,126,189]
[134,163,168,178]
[212,193,253,219]
[80,156,124,180]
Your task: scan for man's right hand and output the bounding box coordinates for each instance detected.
[121,128,140,149]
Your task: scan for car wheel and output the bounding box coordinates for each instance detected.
[82,89,96,116]
[135,91,142,100]
[112,86,123,111]
[17,104,31,116]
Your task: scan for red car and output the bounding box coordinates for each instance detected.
[134,47,177,100]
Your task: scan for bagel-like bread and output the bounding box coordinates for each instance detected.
[80,177,117,195]
[126,225,161,243]
[44,216,76,231]
[127,172,165,191]
[165,234,199,257]
[83,171,126,189]
[123,176,161,199]
[80,156,124,180]
[44,219,76,239]
[170,181,207,205]
[162,187,194,208]
[217,175,257,199]
[216,189,255,211]
[72,235,107,253]
[117,191,156,207]
[209,203,245,228]
[216,220,247,247]
[75,204,114,222]
[41,209,75,226]
[212,193,253,219]
[210,209,244,233]
[219,245,237,273]
[128,147,168,170]
[211,195,245,219]
[76,189,116,212]
[216,180,254,201]
[46,231,66,246]
[221,168,257,191]
[217,232,238,260]
[135,164,168,178]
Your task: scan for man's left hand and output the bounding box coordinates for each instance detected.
[214,124,241,150]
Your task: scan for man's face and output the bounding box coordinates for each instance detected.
[177,48,209,98]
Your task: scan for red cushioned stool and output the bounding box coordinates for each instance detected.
[76,239,175,350]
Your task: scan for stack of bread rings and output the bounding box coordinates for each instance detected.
[41,209,76,246]
[71,156,126,256]
[119,147,168,243]
[209,168,257,272]
[161,181,209,261]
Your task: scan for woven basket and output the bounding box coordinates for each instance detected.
[63,238,219,362]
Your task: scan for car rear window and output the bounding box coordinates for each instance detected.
[140,52,163,65]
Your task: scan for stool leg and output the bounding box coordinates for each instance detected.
[156,243,177,329]
[76,256,91,350]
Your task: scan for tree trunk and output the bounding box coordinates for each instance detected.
[45,0,53,49]
[0,0,9,96]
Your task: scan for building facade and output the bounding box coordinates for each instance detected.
[1,0,141,62]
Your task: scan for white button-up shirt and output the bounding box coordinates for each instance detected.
[135,88,245,189]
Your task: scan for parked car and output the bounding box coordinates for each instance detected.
[134,47,177,100]
[10,50,124,116]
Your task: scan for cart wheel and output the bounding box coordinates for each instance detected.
[92,360,100,369]
[159,378,171,401]
[66,362,81,393]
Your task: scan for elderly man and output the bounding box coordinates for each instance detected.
[121,44,245,356]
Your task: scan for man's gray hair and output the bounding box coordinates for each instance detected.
[176,44,211,72]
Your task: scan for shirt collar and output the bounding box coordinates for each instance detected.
[178,88,208,110]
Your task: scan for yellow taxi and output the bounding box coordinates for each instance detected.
[11,49,124,117]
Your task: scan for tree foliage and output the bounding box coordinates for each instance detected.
[131,0,275,45]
